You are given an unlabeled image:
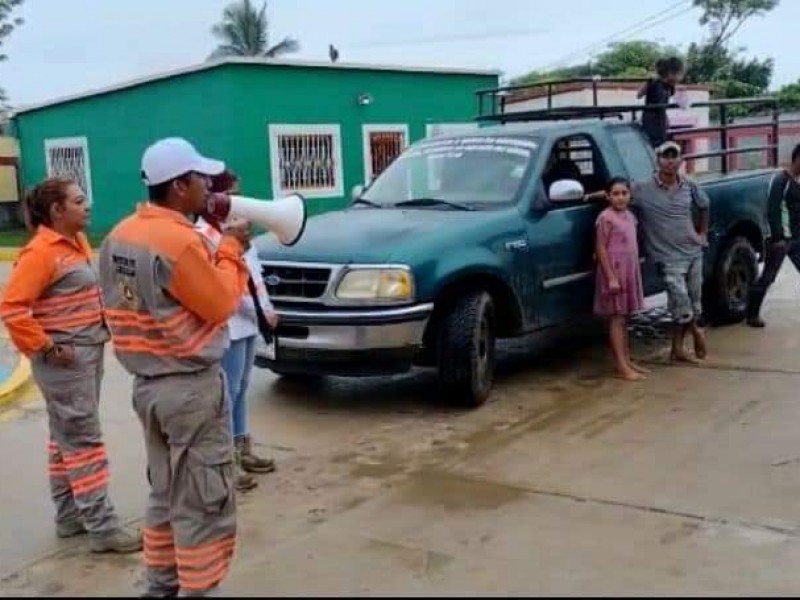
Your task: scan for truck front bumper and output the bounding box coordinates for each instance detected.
[254,303,434,376]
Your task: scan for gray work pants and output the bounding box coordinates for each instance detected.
[133,366,236,597]
[32,344,120,534]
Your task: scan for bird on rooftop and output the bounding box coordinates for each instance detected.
[329,44,340,63]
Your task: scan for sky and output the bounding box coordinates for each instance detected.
[1,0,799,108]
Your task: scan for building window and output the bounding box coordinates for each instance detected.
[44,137,94,204]
[268,125,343,198]
[363,124,409,182]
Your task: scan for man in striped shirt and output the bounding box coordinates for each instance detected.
[746,144,800,328]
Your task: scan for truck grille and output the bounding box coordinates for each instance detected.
[261,264,332,300]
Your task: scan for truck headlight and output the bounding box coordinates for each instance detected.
[335,268,413,301]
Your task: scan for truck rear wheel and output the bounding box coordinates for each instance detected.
[705,236,757,324]
[437,291,496,408]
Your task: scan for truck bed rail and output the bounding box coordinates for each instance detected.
[475,77,785,174]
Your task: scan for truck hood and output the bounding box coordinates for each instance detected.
[253,206,514,265]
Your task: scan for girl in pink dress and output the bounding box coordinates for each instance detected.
[594,177,647,381]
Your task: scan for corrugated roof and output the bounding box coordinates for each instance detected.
[13,57,501,116]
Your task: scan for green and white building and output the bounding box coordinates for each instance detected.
[11,57,498,232]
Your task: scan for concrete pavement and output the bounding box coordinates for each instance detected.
[2,266,800,595]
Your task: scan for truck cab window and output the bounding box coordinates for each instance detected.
[609,126,656,182]
[543,134,610,202]
[362,136,540,209]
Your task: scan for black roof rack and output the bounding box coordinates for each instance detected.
[475,77,778,124]
[474,77,783,174]
[476,77,646,122]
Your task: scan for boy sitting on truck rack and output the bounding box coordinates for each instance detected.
[637,57,685,148]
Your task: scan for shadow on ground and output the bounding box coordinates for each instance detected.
[263,305,674,417]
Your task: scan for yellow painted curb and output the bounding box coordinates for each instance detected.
[0,248,20,262]
[0,248,99,262]
[0,355,32,407]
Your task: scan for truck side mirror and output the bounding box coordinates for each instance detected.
[351,184,365,201]
[549,179,585,203]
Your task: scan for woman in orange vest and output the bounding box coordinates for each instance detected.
[0,177,141,553]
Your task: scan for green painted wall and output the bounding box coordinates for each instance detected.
[15,62,497,232]
[15,68,236,233]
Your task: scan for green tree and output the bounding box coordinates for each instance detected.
[775,80,800,111]
[512,64,591,85]
[685,0,778,115]
[592,41,682,78]
[693,0,779,50]
[0,0,23,106]
[209,0,299,60]
[510,0,779,119]
[511,40,679,85]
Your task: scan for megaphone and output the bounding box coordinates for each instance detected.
[204,193,307,247]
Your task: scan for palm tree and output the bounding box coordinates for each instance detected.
[209,0,299,60]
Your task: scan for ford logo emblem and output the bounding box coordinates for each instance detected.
[265,274,282,286]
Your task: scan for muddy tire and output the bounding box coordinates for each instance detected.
[437,291,496,408]
[705,236,758,325]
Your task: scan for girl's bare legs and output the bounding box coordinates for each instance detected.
[623,318,651,374]
[610,316,644,381]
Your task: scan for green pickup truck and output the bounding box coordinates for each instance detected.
[253,93,775,407]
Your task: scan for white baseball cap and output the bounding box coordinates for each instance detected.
[655,140,682,156]
[141,137,225,186]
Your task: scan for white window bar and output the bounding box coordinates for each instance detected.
[269,125,343,199]
[43,137,94,205]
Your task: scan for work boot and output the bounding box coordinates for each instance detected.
[89,527,143,554]
[140,585,180,598]
[233,449,258,492]
[177,586,223,597]
[746,287,767,328]
[237,435,276,474]
[56,519,87,539]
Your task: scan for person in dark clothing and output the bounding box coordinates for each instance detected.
[746,144,800,327]
[637,57,685,148]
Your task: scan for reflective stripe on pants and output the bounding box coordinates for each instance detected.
[33,344,120,533]
[133,366,236,596]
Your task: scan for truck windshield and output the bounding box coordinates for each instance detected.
[361,136,539,209]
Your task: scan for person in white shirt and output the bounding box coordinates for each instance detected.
[197,171,278,492]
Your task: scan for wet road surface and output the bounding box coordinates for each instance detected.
[2,268,800,595]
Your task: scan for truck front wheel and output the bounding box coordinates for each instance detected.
[705,236,758,324]
[437,291,496,408]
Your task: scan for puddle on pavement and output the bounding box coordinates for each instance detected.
[363,537,455,576]
[572,407,639,439]
[659,521,701,546]
[329,448,408,480]
[350,460,406,479]
[395,469,525,511]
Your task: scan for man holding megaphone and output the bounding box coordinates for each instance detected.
[99,138,249,597]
